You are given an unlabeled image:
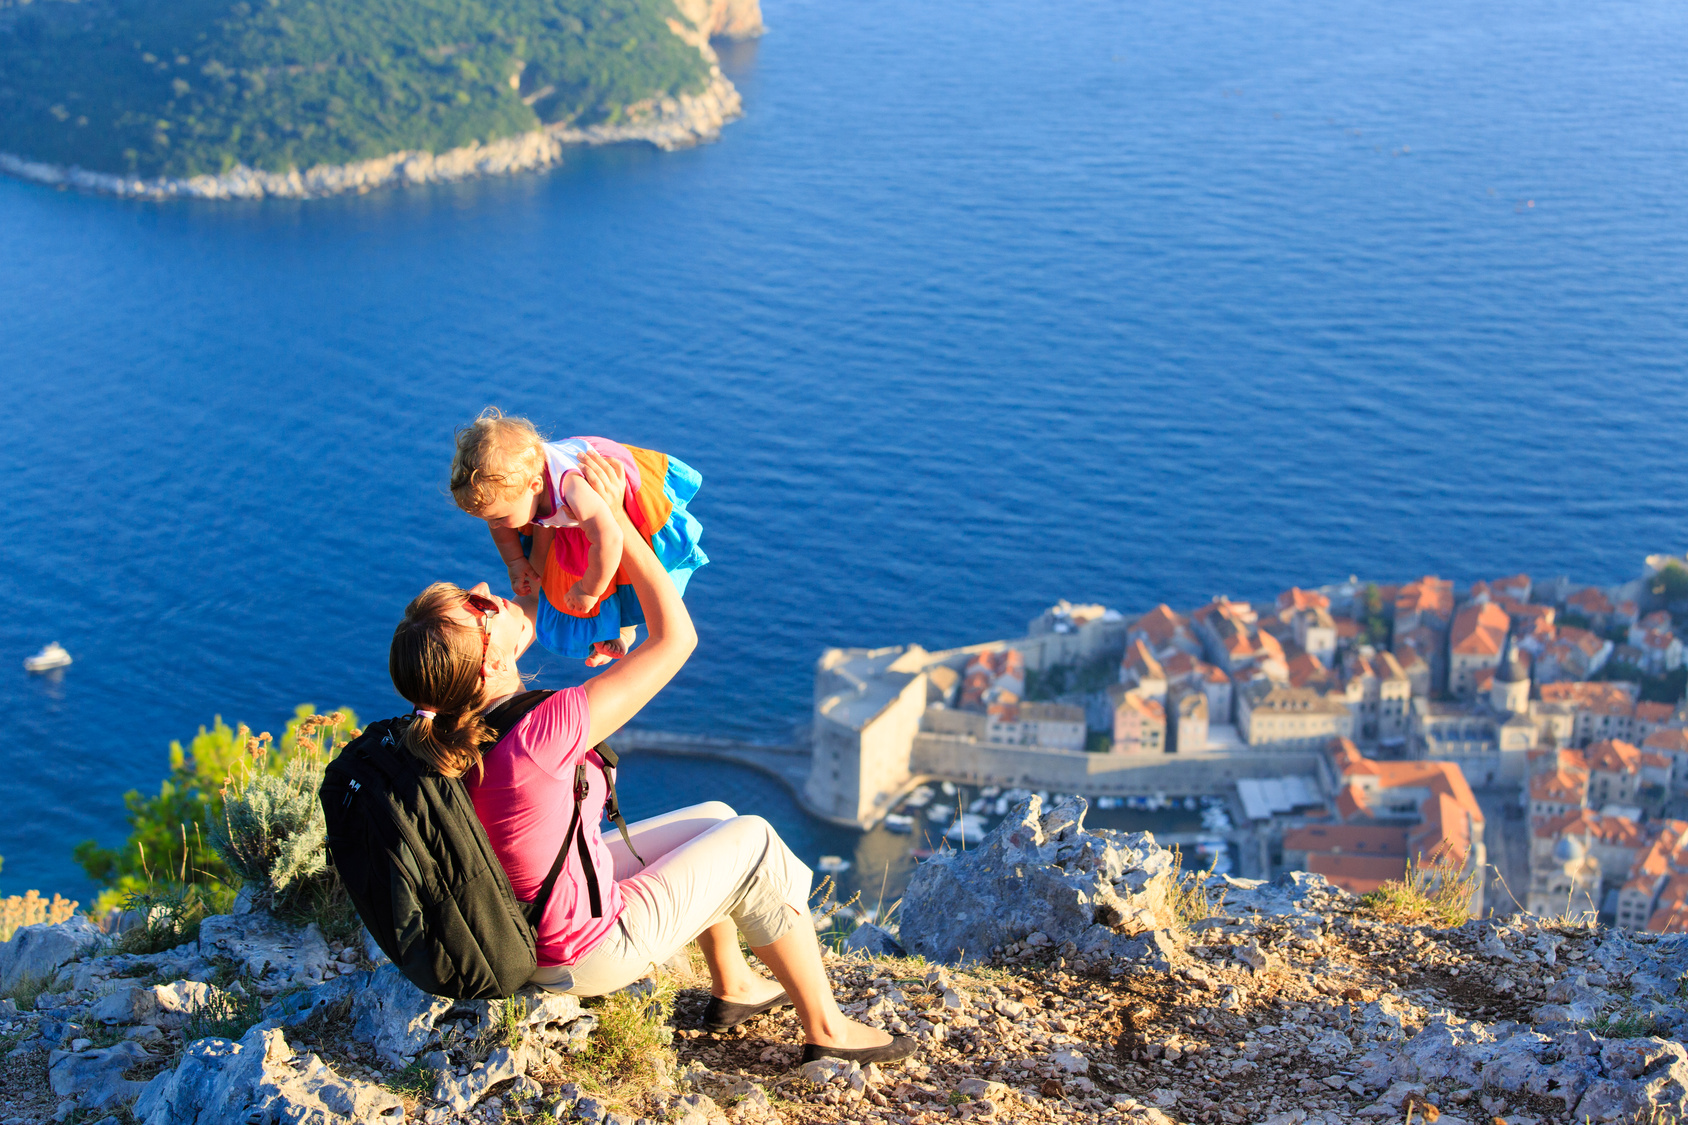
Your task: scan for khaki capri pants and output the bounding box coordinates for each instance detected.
[527,802,813,996]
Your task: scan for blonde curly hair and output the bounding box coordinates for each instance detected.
[450,407,546,514]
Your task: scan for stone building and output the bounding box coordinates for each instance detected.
[1237,684,1355,750]
[1110,686,1166,754]
[1448,602,1511,697]
[809,646,932,825]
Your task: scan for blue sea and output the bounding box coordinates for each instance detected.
[2,0,1686,906]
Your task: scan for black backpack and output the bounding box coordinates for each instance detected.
[320,690,642,1000]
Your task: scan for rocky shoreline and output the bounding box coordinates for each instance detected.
[4,796,1686,1124]
[0,70,742,202]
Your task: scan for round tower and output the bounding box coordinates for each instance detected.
[1491,632,1530,715]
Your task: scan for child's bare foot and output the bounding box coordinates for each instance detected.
[584,627,639,667]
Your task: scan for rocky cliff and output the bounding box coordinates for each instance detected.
[674,0,765,40]
[3,795,1685,1125]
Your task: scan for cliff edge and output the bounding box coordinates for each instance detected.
[4,796,1684,1124]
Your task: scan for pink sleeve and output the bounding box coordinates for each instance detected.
[513,686,592,780]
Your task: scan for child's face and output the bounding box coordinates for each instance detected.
[479,475,543,531]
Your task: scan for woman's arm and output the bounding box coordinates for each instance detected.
[575,451,697,746]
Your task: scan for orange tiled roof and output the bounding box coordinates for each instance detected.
[1282,824,1408,856]
[1642,751,1672,770]
[1568,587,1615,616]
[1640,610,1672,631]
[1645,728,1688,753]
[1122,639,1165,680]
[1161,651,1200,678]
[1396,576,1454,620]
[1451,602,1511,657]
[1530,768,1589,804]
[1586,739,1642,775]
[1128,604,1189,648]
[1306,853,1410,895]
[1277,587,1331,614]
[1539,681,1635,715]
[1635,702,1675,725]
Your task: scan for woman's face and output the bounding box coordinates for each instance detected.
[443,583,534,683]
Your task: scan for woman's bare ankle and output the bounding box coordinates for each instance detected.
[806,1016,892,1049]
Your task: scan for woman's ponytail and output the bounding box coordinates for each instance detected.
[390,584,495,778]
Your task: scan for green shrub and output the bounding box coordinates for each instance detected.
[213,752,329,911]
[0,0,713,178]
[110,883,219,955]
[74,706,357,916]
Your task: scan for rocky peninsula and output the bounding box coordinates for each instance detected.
[0,0,762,201]
[4,795,1686,1124]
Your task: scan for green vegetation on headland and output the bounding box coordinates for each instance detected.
[0,0,710,178]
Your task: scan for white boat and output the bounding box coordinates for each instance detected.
[817,855,852,874]
[927,805,954,824]
[981,786,1001,798]
[1096,796,1122,810]
[24,643,71,673]
[944,814,988,844]
[940,781,957,796]
[883,814,914,834]
[902,786,935,809]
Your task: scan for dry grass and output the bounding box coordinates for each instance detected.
[1167,845,1220,930]
[0,889,79,943]
[551,975,680,1110]
[1359,856,1478,929]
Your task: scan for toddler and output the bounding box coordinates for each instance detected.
[450,408,707,665]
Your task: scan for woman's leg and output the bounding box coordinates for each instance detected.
[753,926,890,1050]
[557,815,887,1049]
[604,801,736,881]
[695,919,783,1004]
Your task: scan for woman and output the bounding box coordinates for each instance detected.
[389,449,912,1065]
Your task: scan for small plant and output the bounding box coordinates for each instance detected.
[1167,844,1220,930]
[569,976,679,1105]
[1360,854,1477,929]
[489,994,529,1050]
[809,875,865,954]
[2,970,58,1008]
[383,1058,437,1099]
[182,985,266,1043]
[1585,1007,1665,1040]
[109,839,226,956]
[213,747,329,910]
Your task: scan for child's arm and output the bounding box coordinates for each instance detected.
[490,525,542,598]
[558,472,625,613]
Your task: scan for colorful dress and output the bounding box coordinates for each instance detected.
[531,437,707,659]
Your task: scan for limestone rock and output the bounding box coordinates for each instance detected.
[349,965,452,1066]
[48,1039,153,1111]
[0,918,104,994]
[91,980,221,1029]
[672,0,763,39]
[432,1044,524,1112]
[898,795,1176,965]
[198,911,333,996]
[842,923,907,958]
[134,1023,402,1125]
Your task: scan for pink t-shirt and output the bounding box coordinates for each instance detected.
[464,687,622,966]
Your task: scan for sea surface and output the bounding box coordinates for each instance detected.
[2,0,1686,906]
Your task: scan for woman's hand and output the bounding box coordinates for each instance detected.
[576,449,627,505]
